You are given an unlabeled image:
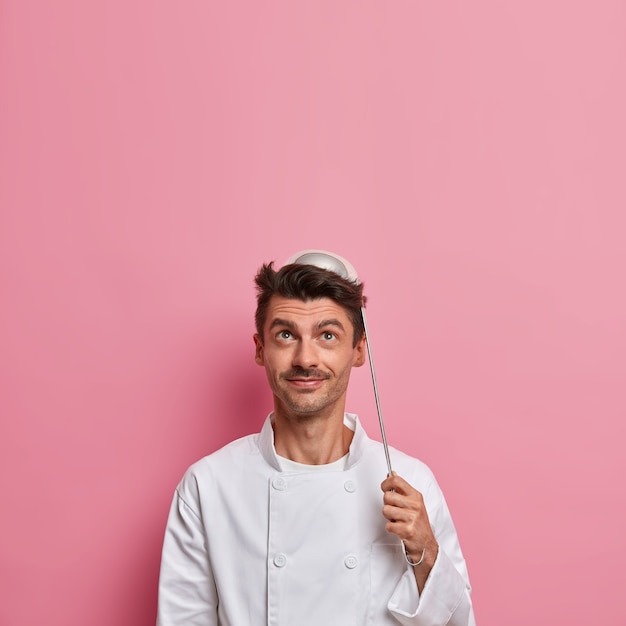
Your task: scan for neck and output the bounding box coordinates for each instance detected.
[272,409,354,465]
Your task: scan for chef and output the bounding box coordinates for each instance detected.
[156,251,475,626]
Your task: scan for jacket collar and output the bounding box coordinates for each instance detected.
[258,412,368,471]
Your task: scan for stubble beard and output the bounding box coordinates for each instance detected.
[279,388,334,417]
[273,370,350,420]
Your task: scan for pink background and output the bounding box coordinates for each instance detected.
[1,2,625,625]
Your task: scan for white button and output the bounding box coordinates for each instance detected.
[272,477,286,491]
[273,553,287,567]
[344,480,356,493]
[344,555,358,569]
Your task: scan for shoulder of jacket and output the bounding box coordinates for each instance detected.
[178,433,261,485]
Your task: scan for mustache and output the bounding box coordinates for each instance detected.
[281,368,331,380]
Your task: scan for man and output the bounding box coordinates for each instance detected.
[157,250,475,626]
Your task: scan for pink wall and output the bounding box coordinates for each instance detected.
[1,2,625,625]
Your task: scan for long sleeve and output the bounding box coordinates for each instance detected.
[156,486,219,626]
[387,551,475,625]
[387,475,475,626]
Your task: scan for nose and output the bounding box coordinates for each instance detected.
[292,338,319,369]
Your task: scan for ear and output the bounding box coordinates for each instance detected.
[353,335,367,368]
[253,333,265,366]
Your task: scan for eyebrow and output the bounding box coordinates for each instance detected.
[269,318,297,331]
[316,319,346,332]
[268,318,346,332]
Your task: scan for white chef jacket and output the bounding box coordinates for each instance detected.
[157,414,475,626]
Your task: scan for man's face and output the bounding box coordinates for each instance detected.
[254,296,366,419]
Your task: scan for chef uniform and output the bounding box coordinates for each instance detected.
[157,413,475,626]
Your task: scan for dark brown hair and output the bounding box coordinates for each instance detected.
[254,262,366,346]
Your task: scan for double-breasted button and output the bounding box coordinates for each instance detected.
[344,480,356,493]
[272,477,287,491]
[273,553,287,567]
[344,555,358,569]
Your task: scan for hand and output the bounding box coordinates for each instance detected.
[381,472,439,590]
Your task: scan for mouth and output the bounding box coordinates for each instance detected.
[282,370,330,389]
[286,377,326,388]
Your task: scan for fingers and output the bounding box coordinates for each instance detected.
[382,506,416,532]
[380,473,434,545]
[382,504,428,555]
[383,515,418,539]
[382,498,425,528]
[381,476,426,529]
[380,472,417,497]
[381,473,424,521]
[383,488,423,510]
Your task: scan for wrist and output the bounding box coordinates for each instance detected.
[404,542,438,568]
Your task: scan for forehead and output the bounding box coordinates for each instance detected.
[264,296,353,330]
